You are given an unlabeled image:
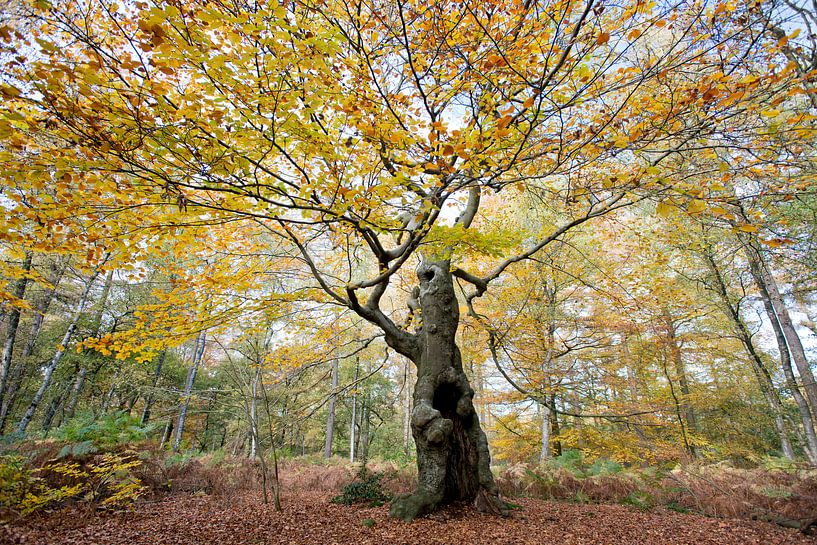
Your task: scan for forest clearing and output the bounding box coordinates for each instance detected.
[3,0,817,540]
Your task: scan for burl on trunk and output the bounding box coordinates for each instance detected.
[389,260,508,521]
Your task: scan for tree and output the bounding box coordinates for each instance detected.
[0,0,805,519]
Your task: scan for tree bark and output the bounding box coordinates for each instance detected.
[250,364,260,459]
[662,309,698,458]
[0,252,32,415]
[159,419,173,449]
[141,350,167,425]
[402,358,413,455]
[538,401,551,464]
[0,259,65,432]
[744,245,817,460]
[16,270,99,434]
[42,385,68,432]
[323,357,338,458]
[172,331,206,452]
[755,258,817,419]
[388,260,507,521]
[350,358,358,462]
[704,253,796,460]
[359,395,371,463]
[64,269,114,419]
[549,393,562,456]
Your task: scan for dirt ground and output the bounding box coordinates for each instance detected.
[4,492,816,545]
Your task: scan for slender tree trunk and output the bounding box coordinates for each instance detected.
[350,358,358,462]
[258,371,282,511]
[99,368,119,415]
[199,391,216,451]
[388,260,507,521]
[42,386,68,432]
[160,420,173,449]
[172,331,206,452]
[753,256,817,418]
[538,402,551,464]
[705,253,796,459]
[745,246,817,459]
[0,252,32,414]
[538,287,556,464]
[359,396,371,463]
[141,350,167,425]
[550,393,562,456]
[0,260,65,432]
[663,309,698,457]
[323,358,338,458]
[64,269,114,419]
[16,270,99,434]
[250,364,260,459]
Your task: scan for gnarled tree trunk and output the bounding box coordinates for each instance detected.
[388,259,507,521]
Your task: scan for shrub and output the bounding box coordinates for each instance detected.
[0,456,35,510]
[332,466,391,506]
[0,451,145,518]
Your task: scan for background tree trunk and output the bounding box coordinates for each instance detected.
[250,364,260,459]
[172,331,206,452]
[349,358,358,462]
[323,358,338,458]
[663,309,699,458]
[0,260,65,432]
[141,350,167,425]
[64,269,114,419]
[704,253,796,459]
[744,248,817,459]
[539,402,551,464]
[16,270,99,433]
[0,252,32,414]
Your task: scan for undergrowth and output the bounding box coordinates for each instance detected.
[493,450,817,525]
[331,465,391,507]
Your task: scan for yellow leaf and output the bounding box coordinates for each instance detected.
[656,201,674,217]
[687,199,706,214]
[0,84,21,98]
[735,224,759,233]
[596,32,610,46]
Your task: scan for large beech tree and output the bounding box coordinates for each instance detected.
[0,0,806,520]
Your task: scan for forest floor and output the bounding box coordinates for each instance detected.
[4,491,816,545]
